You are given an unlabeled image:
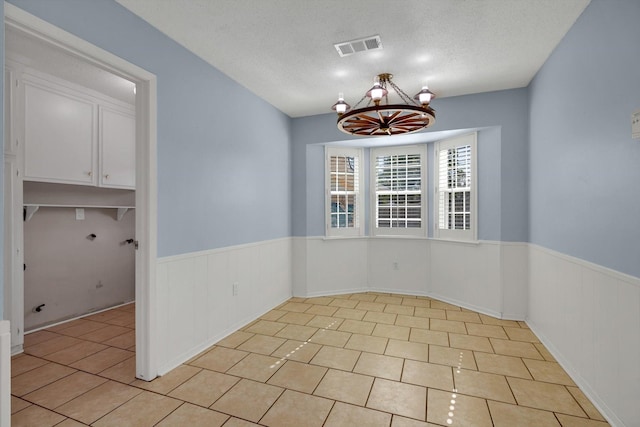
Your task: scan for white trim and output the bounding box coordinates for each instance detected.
[425,291,503,319]
[5,3,159,381]
[526,322,622,427]
[17,65,135,113]
[529,243,640,288]
[434,132,478,241]
[429,237,482,246]
[370,144,428,237]
[157,236,292,263]
[304,287,369,298]
[322,235,371,241]
[0,321,10,427]
[325,146,364,237]
[21,300,135,335]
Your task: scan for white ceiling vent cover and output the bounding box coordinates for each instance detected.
[334,35,383,57]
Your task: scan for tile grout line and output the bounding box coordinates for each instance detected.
[12,295,611,426]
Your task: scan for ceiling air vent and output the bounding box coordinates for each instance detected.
[334,35,383,57]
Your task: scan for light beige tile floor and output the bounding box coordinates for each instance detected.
[11,294,611,426]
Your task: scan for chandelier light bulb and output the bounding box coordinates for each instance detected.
[418,86,432,103]
[331,92,350,115]
[414,84,435,106]
[370,85,384,102]
[368,81,386,104]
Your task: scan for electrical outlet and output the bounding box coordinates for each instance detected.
[75,208,85,220]
[232,282,239,296]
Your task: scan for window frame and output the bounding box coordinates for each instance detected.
[370,144,427,237]
[434,132,478,241]
[325,146,365,237]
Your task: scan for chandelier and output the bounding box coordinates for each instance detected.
[332,73,436,136]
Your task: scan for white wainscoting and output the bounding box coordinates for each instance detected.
[156,235,637,425]
[429,239,503,317]
[295,237,369,297]
[155,238,292,375]
[500,242,529,320]
[368,238,430,296]
[297,237,528,320]
[528,244,640,427]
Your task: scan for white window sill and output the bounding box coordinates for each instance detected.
[321,235,480,245]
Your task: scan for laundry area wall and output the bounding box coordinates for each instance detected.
[23,183,135,331]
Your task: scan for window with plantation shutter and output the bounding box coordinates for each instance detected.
[371,145,427,236]
[326,147,364,236]
[435,133,477,241]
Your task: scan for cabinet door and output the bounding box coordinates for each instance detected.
[100,107,135,189]
[23,81,96,185]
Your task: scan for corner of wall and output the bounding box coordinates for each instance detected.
[500,242,529,320]
[292,236,307,297]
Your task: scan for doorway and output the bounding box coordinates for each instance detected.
[4,3,158,381]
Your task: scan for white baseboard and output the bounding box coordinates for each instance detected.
[527,321,623,427]
[426,291,505,319]
[303,287,369,298]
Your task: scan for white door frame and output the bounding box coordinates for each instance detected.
[4,3,158,380]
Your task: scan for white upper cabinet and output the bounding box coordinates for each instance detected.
[20,70,135,189]
[100,107,135,189]
[24,80,97,185]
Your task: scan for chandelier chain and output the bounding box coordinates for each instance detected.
[351,93,369,110]
[387,79,419,106]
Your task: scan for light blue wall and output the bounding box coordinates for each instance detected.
[6,0,638,285]
[292,89,529,242]
[0,4,4,319]
[529,0,640,278]
[6,0,292,257]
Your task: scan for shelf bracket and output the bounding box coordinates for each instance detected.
[116,207,129,221]
[25,205,39,221]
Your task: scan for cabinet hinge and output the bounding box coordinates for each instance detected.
[134,240,139,250]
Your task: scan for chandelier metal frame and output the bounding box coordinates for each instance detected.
[333,73,435,136]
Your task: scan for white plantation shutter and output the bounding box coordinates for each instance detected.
[326,147,363,236]
[371,145,426,236]
[435,133,477,240]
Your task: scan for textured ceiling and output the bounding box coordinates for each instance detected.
[115,0,590,118]
[6,1,594,119]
